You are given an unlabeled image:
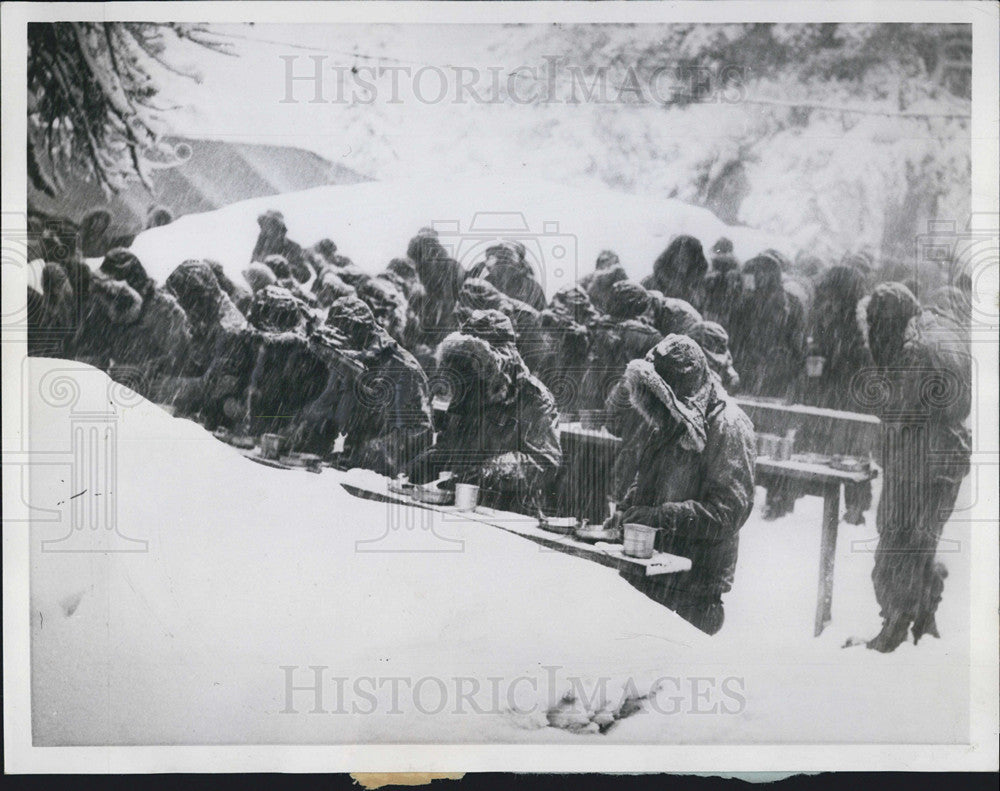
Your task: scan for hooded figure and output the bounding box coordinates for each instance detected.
[380,257,427,350]
[579,281,662,411]
[407,309,562,513]
[456,277,542,366]
[466,241,547,312]
[294,296,433,474]
[70,274,143,370]
[78,209,113,258]
[334,261,372,291]
[576,249,621,293]
[242,262,278,295]
[312,267,356,309]
[533,286,597,411]
[382,257,425,303]
[689,321,740,392]
[703,243,742,327]
[146,205,174,229]
[802,265,872,411]
[727,251,807,400]
[100,248,191,385]
[165,259,256,428]
[582,264,628,315]
[406,227,467,344]
[261,254,316,305]
[307,238,339,275]
[645,291,702,338]
[357,276,409,345]
[27,262,78,358]
[609,335,756,635]
[863,283,971,652]
[207,260,253,316]
[245,286,327,437]
[641,235,710,310]
[251,210,310,283]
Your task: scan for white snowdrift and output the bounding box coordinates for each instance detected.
[29,359,970,745]
[128,175,787,298]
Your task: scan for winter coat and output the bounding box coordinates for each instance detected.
[690,321,740,392]
[71,275,143,370]
[702,268,742,328]
[456,278,543,366]
[641,235,709,310]
[801,265,872,411]
[408,329,562,512]
[165,260,257,427]
[728,254,807,399]
[577,250,622,294]
[248,330,329,436]
[864,285,971,621]
[480,261,546,312]
[252,210,310,283]
[111,289,191,385]
[209,261,253,316]
[617,352,756,598]
[407,231,467,344]
[534,311,592,413]
[583,265,628,314]
[357,276,409,345]
[27,263,77,357]
[865,290,971,477]
[295,299,434,473]
[645,292,702,338]
[579,317,662,410]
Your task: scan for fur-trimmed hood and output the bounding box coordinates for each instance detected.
[623,356,716,453]
[89,275,143,326]
[436,332,517,406]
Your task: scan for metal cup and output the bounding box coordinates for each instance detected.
[623,523,656,559]
[454,483,479,512]
[806,355,826,377]
[260,433,283,460]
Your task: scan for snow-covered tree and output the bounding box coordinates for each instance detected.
[27,22,233,196]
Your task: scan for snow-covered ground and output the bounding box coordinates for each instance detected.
[29,359,971,745]
[127,175,787,299]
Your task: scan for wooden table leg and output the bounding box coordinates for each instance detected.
[814,481,841,636]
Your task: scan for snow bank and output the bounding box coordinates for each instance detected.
[128,175,787,299]
[29,359,970,745]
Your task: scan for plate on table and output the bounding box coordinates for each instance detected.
[829,456,869,473]
[538,516,578,535]
[574,525,622,544]
[793,452,833,466]
[388,479,416,496]
[281,453,323,472]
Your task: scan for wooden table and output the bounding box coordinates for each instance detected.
[339,473,692,578]
[754,458,877,636]
[558,423,878,636]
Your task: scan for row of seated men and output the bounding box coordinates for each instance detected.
[25,212,972,643]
